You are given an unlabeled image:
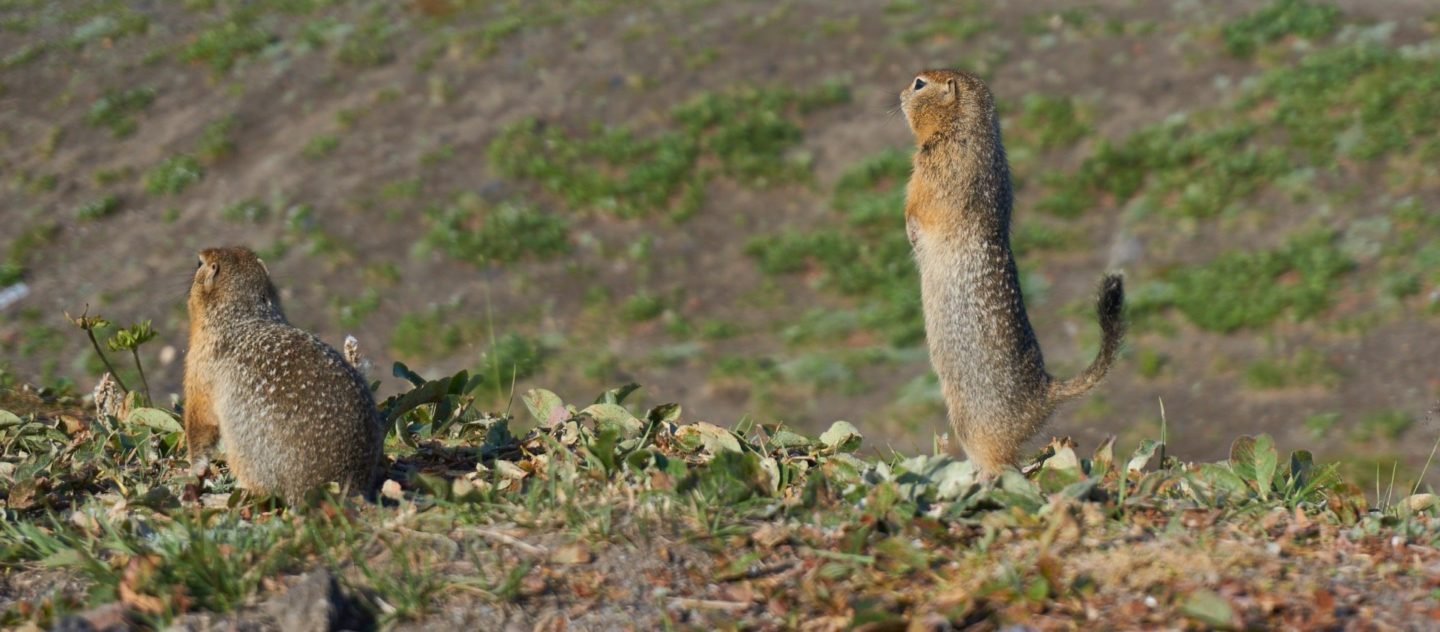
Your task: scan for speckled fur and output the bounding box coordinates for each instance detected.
[184,247,383,502]
[900,70,1126,476]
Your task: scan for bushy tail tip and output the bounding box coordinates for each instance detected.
[1050,273,1126,404]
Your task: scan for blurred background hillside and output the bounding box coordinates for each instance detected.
[1,0,1438,486]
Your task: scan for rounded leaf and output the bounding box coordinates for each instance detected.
[126,408,182,434]
[819,420,862,453]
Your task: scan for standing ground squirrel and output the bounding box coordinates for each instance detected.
[899,69,1126,476]
[184,247,383,502]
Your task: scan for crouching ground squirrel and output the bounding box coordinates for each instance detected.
[184,247,383,502]
[899,69,1126,476]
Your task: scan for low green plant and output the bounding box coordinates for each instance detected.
[1222,0,1341,58]
[1014,94,1090,150]
[221,199,269,223]
[1243,349,1341,390]
[424,196,570,267]
[76,195,121,221]
[747,149,924,347]
[620,292,666,323]
[86,88,155,138]
[197,115,238,163]
[301,134,339,160]
[1353,409,1413,442]
[475,333,546,399]
[490,82,849,218]
[336,17,394,67]
[144,156,204,195]
[1134,230,1352,333]
[181,13,274,73]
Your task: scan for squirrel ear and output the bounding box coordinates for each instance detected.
[202,262,219,291]
[943,77,958,104]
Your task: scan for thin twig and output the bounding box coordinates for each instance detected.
[81,321,129,393]
[668,597,753,612]
[454,526,548,556]
[130,348,151,404]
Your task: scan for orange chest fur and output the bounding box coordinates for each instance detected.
[905,173,963,238]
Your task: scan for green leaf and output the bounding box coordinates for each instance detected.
[1037,467,1083,495]
[126,408,182,434]
[1289,450,1315,485]
[758,456,781,494]
[767,428,812,449]
[392,361,426,387]
[985,470,1044,513]
[523,389,568,428]
[446,370,470,395]
[594,382,641,405]
[1253,434,1278,500]
[1043,446,1082,473]
[584,427,621,474]
[1090,436,1115,477]
[580,403,643,437]
[0,410,22,428]
[819,420,862,453]
[1181,589,1235,629]
[1126,439,1161,473]
[379,376,452,424]
[674,422,742,455]
[1229,435,1258,483]
[1197,463,1250,501]
[677,450,766,503]
[645,402,682,425]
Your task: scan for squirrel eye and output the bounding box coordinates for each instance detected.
[196,259,203,269]
[913,77,927,90]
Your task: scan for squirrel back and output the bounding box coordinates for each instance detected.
[184,247,383,502]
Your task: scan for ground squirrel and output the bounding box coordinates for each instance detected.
[899,69,1126,476]
[184,246,383,502]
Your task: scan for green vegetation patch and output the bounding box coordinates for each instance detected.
[1040,36,1440,219]
[197,116,239,164]
[1352,409,1414,442]
[0,366,1417,629]
[68,8,150,48]
[1134,231,1347,333]
[1013,94,1090,151]
[1136,231,1352,333]
[489,82,850,218]
[423,194,570,267]
[390,306,487,362]
[1038,122,1287,219]
[747,149,921,347]
[473,332,546,397]
[1243,348,1341,390]
[75,195,121,222]
[1222,0,1341,58]
[1245,42,1440,164]
[144,156,204,195]
[86,88,155,138]
[181,12,276,73]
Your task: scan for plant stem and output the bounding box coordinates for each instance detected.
[86,329,130,393]
[130,348,151,405]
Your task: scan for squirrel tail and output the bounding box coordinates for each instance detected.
[1048,273,1126,404]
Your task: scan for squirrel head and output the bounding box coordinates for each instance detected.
[899,69,997,148]
[189,246,284,320]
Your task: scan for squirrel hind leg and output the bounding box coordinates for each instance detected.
[960,432,1023,478]
[182,392,221,457]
